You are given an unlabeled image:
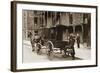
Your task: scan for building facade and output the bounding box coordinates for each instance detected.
[22,10,91,46]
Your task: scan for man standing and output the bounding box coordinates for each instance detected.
[34,32,42,53]
[28,31,34,51]
[76,33,80,48]
[69,33,75,60]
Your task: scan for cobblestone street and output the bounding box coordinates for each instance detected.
[22,40,91,63]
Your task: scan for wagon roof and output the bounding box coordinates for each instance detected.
[50,24,67,29]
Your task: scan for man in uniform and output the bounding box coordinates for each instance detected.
[76,33,80,48]
[28,31,34,51]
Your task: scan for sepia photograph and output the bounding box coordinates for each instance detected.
[22,10,91,63]
[11,1,97,72]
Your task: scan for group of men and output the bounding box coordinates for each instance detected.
[28,31,44,54]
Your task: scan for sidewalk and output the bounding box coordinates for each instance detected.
[74,43,91,60]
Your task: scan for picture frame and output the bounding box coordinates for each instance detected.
[11,1,98,72]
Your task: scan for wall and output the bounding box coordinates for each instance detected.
[0,0,99,73]
[60,13,70,26]
[73,13,83,25]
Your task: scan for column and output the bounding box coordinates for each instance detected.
[81,25,84,43]
[59,12,61,24]
[44,11,45,27]
[25,11,28,40]
[73,25,75,34]
[47,11,48,27]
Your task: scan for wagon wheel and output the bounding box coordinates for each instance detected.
[46,41,54,60]
[48,51,54,60]
[70,48,75,60]
[36,43,42,55]
[71,52,75,60]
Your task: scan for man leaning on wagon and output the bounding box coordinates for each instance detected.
[69,33,75,60]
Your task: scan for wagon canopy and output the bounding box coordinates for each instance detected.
[50,24,67,29]
[49,24,67,41]
[55,24,67,29]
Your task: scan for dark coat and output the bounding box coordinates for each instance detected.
[76,36,80,43]
[69,36,75,47]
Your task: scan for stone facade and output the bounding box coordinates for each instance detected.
[22,10,91,45]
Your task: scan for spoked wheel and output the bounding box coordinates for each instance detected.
[46,41,54,60]
[47,51,54,60]
[71,51,75,60]
[70,48,75,60]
